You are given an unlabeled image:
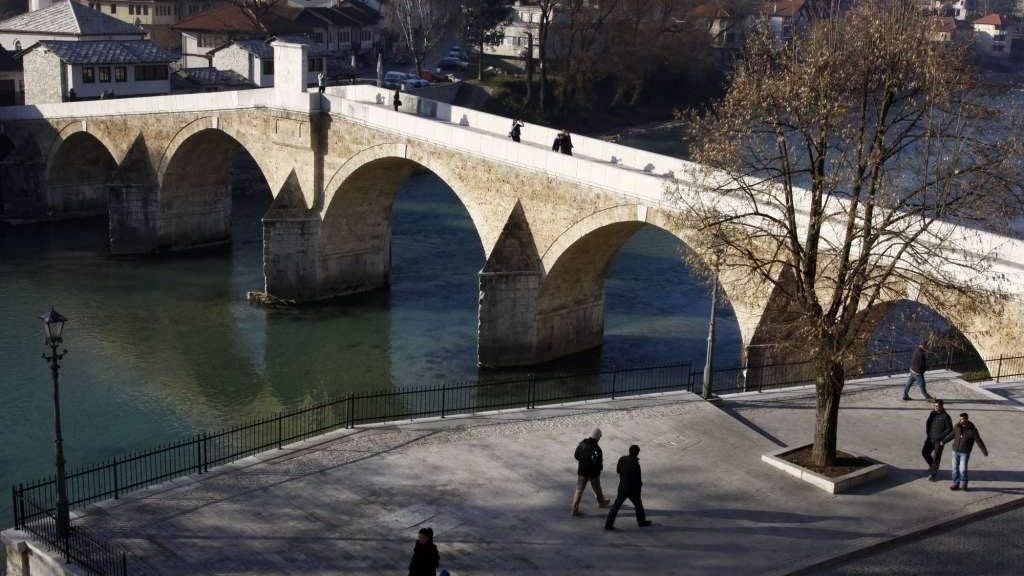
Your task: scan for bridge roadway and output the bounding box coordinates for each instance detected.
[2,39,1024,372]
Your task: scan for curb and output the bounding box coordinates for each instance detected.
[780,495,1024,575]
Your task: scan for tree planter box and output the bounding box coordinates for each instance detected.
[761,445,888,494]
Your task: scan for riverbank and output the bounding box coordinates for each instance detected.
[10,372,1022,575]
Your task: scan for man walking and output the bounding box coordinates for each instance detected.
[922,399,952,481]
[903,341,933,401]
[317,71,326,94]
[393,86,403,112]
[605,445,652,530]
[941,412,989,491]
[571,428,610,516]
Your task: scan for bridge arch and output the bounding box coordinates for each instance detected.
[45,126,118,217]
[536,209,746,365]
[157,126,273,250]
[319,146,489,296]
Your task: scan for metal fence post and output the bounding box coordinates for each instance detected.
[112,457,119,500]
[529,374,536,409]
[202,432,209,473]
[12,485,18,529]
[440,385,447,419]
[17,483,25,529]
[348,393,355,428]
[610,371,617,400]
[996,354,1004,383]
[277,412,283,449]
[121,552,128,576]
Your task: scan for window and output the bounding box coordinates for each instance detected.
[135,64,167,81]
[142,4,148,14]
[110,3,116,13]
[128,4,134,14]
[197,33,219,48]
[308,57,323,72]
[98,66,111,82]
[115,66,127,82]
[262,58,274,75]
[993,44,1005,52]
[994,34,1007,42]
[313,31,324,43]
[339,29,350,43]
[82,67,95,83]
[361,29,371,42]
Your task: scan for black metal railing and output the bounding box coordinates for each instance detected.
[14,497,128,576]
[10,347,1022,575]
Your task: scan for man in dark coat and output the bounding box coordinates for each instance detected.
[394,86,403,112]
[941,412,989,491]
[922,399,953,481]
[560,130,574,156]
[903,342,933,400]
[571,428,610,516]
[408,527,439,576]
[605,444,652,530]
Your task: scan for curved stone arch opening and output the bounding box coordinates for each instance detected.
[319,152,488,297]
[536,215,744,366]
[45,129,118,217]
[158,127,273,250]
[0,131,13,161]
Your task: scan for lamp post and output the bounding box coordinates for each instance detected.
[702,240,724,400]
[40,307,69,539]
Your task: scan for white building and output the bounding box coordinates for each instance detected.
[0,0,146,51]
[21,39,176,103]
[209,37,326,88]
[973,13,1017,57]
[173,2,308,68]
[295,2,384,62]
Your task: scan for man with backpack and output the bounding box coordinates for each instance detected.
[571,428,610,517]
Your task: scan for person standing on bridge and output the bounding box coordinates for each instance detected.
[605,444,652,530]
[941,412,988,491]
[394,86,403,112]
[571,428,610,516]
[408,527,439,576]
[903,341,933,401]
[317,71,326,94]
[922,399,952,481]
[560,129,574,156]
[510,119,523,143]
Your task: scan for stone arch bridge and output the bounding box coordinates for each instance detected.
[2,42,1023,370]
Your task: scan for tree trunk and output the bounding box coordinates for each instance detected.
[811,358,845,467]
[478,37,484,81]
[525,33,534,105]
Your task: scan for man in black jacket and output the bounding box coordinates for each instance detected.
[571,428,610,517]
[922,399,953,481]
[605,445,652,530]
[903,342,933,401]
[941,412,989,491]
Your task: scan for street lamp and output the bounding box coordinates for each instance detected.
[702,239,724,400]
[40,306,70,539]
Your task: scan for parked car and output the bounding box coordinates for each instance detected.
[383,71,429,89]
[447,45,469,63]
[437,58,468,72]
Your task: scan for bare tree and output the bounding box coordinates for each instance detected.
[556,0,620,114]
[676,0,1023,466]
[535,0,559,112]
[222,0,287,37]
[462,0,507,81]
[387,0,459,76]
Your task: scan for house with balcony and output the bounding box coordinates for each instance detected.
[973,13,1017,57]
[173,2,307,68]
[295,1,383,63]
[0,0,146,51]
[20,38,176,103]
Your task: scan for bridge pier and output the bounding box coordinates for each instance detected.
[108,183,160,254]
[0,160,46,220]
[478,271,543,367]
[535,294,606,364]
[262,210,324,301]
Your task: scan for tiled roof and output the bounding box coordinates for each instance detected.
[0,1,145,36]
[174,66,254,87]
[174,3,307,35]
[298,8,361,28]
[219,35,327,58]
[335,1,380,26]
[973,13,1009,26]
[29,39,178,64]
[687,2,733,20]
[143,23,183,52]
[767,0,806,18]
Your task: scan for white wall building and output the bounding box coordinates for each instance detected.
[21,39,175,103]
[0,0,146,51]
[210,37,325,88]
[973,13,1017,57]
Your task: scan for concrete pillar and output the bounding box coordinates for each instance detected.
[535,292,606,364]
[108,182,160,254]
[263,211,323,301]
[478,271,543,367]
[0,160,46,220]
[158,182,231,251]
[318,226,391,297]
[271,40,308,93]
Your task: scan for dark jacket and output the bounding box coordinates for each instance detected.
[574,437,604,477]
[943,421,988,455]
[911,347,927,374]
[408,542,439,576]
[560,133,574,155]
[615,454,642,495]
[926,410,953,442]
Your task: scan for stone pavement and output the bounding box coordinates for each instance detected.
[44,373,1024,575]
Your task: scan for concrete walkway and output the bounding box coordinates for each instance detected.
[32,373,1024,575]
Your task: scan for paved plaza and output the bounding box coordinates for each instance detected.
[52,373,1024,575]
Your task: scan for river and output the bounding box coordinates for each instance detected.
[0,167,743,526]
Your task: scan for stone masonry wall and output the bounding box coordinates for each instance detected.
[22,49,63,105]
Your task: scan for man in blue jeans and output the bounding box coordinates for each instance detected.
[903,342,933,401]
[940,412,989,491]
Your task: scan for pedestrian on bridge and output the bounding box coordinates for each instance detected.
[941,412,989,491]
[903,341,933,401]
[922,399,952,481]
[560,130,575,156]
[571,428,610,516]
[409,527,439,576]
[317,72,326,94]
[510,119,523,143]
[605,444,652,530]
[394,86,403,112]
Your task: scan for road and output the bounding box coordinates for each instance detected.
[807,502,1024,575]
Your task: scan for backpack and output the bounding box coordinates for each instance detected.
[575,440,599,471]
